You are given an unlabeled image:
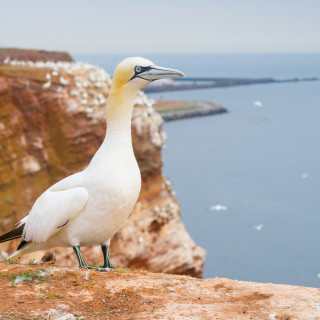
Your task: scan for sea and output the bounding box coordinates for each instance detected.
[74,53,320,287]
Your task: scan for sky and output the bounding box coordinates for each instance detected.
[0,0,319,54]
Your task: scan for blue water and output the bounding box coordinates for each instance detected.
[75,53,320,78]
[75,54,320,287]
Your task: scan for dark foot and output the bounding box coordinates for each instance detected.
[100,264,115,270]
[87,265,115,272]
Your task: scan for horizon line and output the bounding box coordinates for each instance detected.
[73,52,320,55]
[1,47,319,56]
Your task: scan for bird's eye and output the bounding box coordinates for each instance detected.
[135,66,142,73]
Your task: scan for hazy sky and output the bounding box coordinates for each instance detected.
[0,0,319,54]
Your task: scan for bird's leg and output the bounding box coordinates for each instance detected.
[73,244,114,272]
[100,244,115,269]
[76,244,114,272]
[73,245,88,268]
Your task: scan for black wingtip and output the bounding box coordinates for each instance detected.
[0,224,24,244]
[17,239,28,251]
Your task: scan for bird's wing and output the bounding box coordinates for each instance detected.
[22,173,89,243]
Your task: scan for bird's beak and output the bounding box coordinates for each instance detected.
[140,65,185,81]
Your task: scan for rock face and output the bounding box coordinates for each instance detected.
[0,262,320,320]
[0,61,205,277]
[0,48,73,65]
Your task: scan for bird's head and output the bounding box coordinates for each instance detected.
[112,57,185,91]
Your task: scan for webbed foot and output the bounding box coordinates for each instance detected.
[87,265,115,272]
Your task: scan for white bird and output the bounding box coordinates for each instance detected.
[301,173,309,179]
[80,99,88,105]
[59,76,69,86]
[42,81,51,89]
[0,57,184,271]
[254,101,263,108]
[253,224,264,231]
[209,204,228,211]
[69,89,79,97]
[92,98,99,106]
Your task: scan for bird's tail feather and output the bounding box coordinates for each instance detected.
[0,224,24,244]
[9,246,30,259]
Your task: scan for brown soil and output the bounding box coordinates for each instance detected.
[1,261,320,320]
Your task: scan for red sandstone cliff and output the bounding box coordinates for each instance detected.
[0,61,205,277]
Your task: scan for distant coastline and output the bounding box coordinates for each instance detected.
[145,76,319,93]
[153,100,227,121]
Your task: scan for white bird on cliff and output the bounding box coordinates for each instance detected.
[42,81,51,89]
[0,57,184,271]
[59,76,69,85]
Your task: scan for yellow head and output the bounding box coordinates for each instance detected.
[106,57,184,122]
[112,57,185,91]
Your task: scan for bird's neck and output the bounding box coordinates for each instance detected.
[104,85,136,148]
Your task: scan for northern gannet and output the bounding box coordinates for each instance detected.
[0,57,184,271]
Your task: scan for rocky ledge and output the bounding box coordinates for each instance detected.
[0,261,319,320]
[153,100,227,121]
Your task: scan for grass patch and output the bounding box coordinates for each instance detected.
[0,269,49,287]
[28,259,38,265]
[38,293,60,299]
[81,282,95,288]
[0,256,18,264]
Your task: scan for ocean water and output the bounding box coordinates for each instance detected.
[75,54,320,287]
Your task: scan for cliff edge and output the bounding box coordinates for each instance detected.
[0,261,319,320]
[0,48,73,64]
